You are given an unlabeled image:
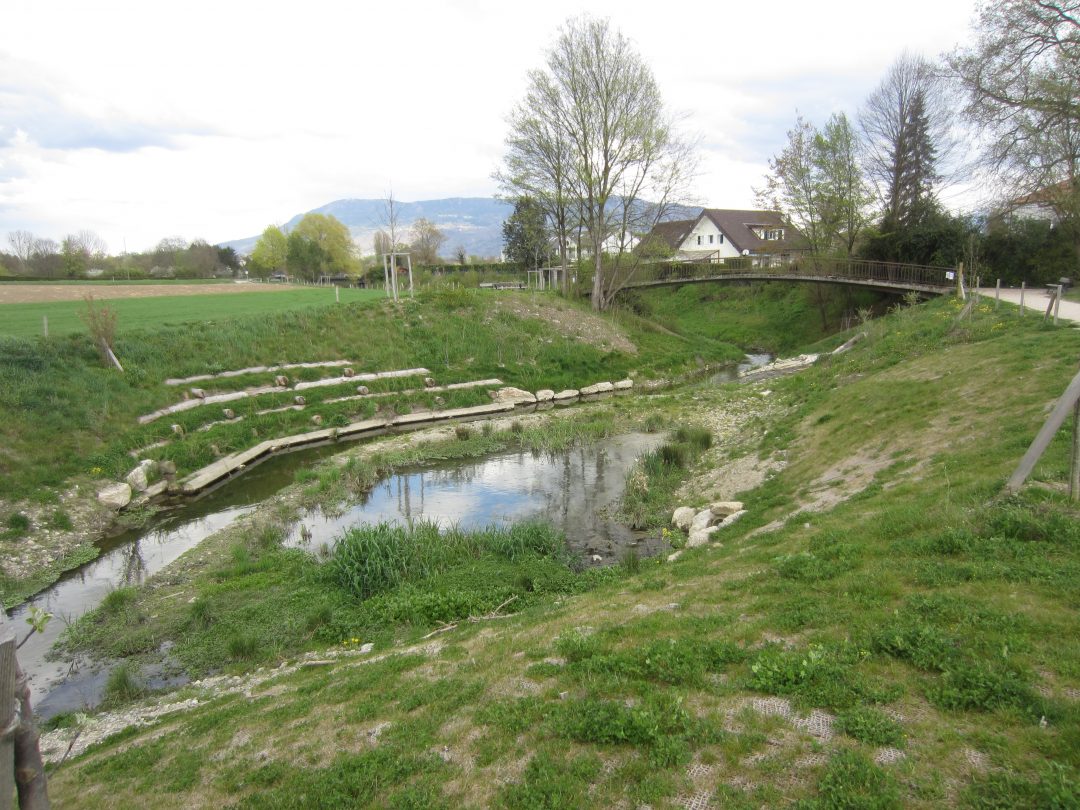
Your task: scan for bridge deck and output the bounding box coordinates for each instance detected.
[617,258,956,297]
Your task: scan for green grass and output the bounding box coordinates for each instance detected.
[32,290,1080,807]
[0,287,383,338]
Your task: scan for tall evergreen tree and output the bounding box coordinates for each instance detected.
[502,197,550,269]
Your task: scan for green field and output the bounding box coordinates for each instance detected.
[0,287,384,338]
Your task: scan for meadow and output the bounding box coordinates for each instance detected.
[0,286,383,338]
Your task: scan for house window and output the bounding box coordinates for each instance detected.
[718,234,724,243]
[708,234,714,244]
[764,229,784,241]
[697,235,702,245]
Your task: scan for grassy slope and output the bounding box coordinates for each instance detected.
[0,287,383,338]
[46,297,1080,808]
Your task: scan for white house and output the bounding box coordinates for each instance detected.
[639,209,807,262]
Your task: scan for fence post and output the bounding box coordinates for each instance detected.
[1072,398,1080,502]
[1054,285,1063,325]
[1020,282,1026,316]
[995,278,1001,310]
[0,621,14,810]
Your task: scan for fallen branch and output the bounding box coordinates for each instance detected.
[419,596,521,639]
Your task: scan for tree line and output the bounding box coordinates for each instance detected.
[499,5,1079,299]
[1,230,240,280]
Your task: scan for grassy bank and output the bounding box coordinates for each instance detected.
[0,289,737,505]
[43,295,1080,808]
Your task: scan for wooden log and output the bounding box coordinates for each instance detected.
[1072,399,1080,502]
[0,622,15,810]
[1006,367,1080,494]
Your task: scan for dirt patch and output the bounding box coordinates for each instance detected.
[492,296,637,355]
[0,283,300,305]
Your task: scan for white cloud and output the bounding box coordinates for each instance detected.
[0,0,980,251]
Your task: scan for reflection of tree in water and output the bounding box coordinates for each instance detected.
[120,540,147,585]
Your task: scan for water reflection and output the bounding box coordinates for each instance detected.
[290,433,665,561]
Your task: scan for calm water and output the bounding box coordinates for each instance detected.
[287,432,665,560]
[11,431,663,713]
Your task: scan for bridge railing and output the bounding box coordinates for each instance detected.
[631,255,955,289]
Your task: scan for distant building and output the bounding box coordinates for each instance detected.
[638,209,809,262]
[1006,181,1074,225]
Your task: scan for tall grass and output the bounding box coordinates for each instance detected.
[328,521,566,599]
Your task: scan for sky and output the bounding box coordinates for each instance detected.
[0,0,981,254]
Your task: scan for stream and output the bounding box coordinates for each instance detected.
[11,431,663,715]
[12,352,770,716]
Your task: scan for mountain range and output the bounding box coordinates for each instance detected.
[219,197,704,259]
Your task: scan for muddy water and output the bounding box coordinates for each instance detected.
[10,432,664,713]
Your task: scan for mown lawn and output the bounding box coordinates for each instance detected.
[0,287,383,338]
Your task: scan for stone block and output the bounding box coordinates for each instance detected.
[690,508,715,532]
[489,386,536,406]
[535,389,555,402]
[613,379,633,391]
[356,385,370,395]
[190,387,206,399]
[580,381,615,396]
[710,501,744,517]
[97,482,132,510]
[672,506,696,531]
[294,396,306,406]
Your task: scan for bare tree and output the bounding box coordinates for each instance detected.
[859,52,957,229]
[503,16,697,310]
[66,229,107,258]
[7,230,35,269]
[949,0,1079,250]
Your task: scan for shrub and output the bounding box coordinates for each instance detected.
[103,663,145,705]
[226,633,260,661]
[100,586,138,614]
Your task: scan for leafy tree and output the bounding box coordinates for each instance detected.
[502,197,550,269]
[759,112,872,256]
[860,205,978,266]
[286,230,329,280]
[502,15,696,309]
[949,1,1080,257]
[249,226,288,277]
[409,217,447,264]
[217,246,240,274]
[288,213,358,280]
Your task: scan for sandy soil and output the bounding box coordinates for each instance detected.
[0,283,300,304]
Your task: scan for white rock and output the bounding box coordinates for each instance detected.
[190,387,206,399]
[613,379,633,390]
[591,554,602,562]
[97,482,132,510]
[690,508,715,532]
[687,526,719,548]
[490,386,537,406]
[125,465,149,493]
[580,381,615,396]
[672,506,696,531]
[716,509,748,529]
[667,550,684,562]
[552,389,579,402]
[710,501,744,517]
[359,643,374,654]
[535,389,555,402]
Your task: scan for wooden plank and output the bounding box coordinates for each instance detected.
[0,620,15,810]
[1006,367,1080,493]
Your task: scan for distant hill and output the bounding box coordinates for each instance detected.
[219,197,703,259]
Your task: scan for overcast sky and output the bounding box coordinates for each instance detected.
[1,0,979,253]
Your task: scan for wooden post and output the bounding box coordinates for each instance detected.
[1071,398,1080,502]
[1045,288,1057,322]
[335,286,339,304]
[1020,281,1026,315]
[1006,367,1080,493]
[0,622,14,810]
[1054,285,1063,325]
[995,278,1001,310]
[957,262,965,300]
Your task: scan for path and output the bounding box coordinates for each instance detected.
[979,287,1080,324]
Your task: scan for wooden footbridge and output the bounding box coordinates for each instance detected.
[618,256,957,296]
